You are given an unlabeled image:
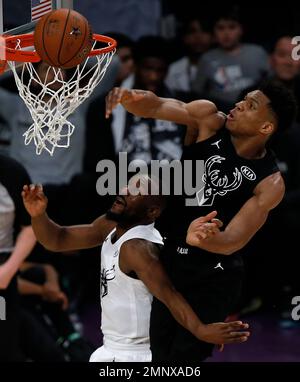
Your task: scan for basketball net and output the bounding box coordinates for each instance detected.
[7,38,115,155]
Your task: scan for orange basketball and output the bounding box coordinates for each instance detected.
[34,8,93,69]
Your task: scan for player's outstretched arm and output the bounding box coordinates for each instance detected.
[22,185,116,252]
[120,239,250,346]
[187,172,285,255]
[105,87,224,144]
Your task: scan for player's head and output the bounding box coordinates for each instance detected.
[106,174,166,227]
[226,80,297,139]
[179,17,212,56]
[214,7,243,50]
[270,36,299,82]
[133,36,170,93]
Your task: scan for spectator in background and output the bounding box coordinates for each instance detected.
[18,262,95,361]
[165,17,212,101]
[266,37,300,322]
[192,7,269,112]
[0,155,65,361]
[236,37,300,319]
[269,36,300,105]
[85,35,185,171]
[106,33,135,86]
[0,156,36,291]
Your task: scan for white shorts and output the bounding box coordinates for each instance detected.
[89,342,151,362]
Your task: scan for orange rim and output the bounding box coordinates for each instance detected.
[1,33,117,63]
[0,60,7,75]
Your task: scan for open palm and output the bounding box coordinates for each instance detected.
[22,184,48,218]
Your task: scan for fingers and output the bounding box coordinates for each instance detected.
[204,222,220,235]
[23,184,42,193]
[204,210,218,222]
[224,321,249,331]
[219,329,250,344]
[192,222,220,240]
[224,335,249,344]
[223,324,250,344]
[191,211,218,226]
[211,218,223,228]
[227,330,250,338]
[105,87,127,118]
[22,184,44,197]
[206,321,250,345]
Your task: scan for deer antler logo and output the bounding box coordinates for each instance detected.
[101,265,116,298]
[196,155,243,206]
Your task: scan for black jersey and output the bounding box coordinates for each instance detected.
[161,127,279,239]
[157,127,279,291]
[151,126,280,361]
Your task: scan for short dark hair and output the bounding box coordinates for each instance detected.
[259,80,298,134]
[133,36,170,64]
[105,32,134,50]
[214,5,242,25]
[179,16,212,35]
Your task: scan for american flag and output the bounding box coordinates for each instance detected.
[31,0,53,21]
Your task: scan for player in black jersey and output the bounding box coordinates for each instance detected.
[105,81,297,361]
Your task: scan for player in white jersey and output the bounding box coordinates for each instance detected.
[22,175,250,362]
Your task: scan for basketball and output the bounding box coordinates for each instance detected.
[34,8,93,69]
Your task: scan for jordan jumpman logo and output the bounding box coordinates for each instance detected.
[214,262,224,271]
[211,139,222,149]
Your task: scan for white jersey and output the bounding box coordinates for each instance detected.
[100,223,164,348]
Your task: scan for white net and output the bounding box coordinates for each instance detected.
[7,40,115,155]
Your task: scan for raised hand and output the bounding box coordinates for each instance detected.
[105,87,147,118]
[22,184,48,218]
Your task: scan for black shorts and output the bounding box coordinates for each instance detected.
[150,239,244,362]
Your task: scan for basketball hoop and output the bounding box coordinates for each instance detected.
[0,33,116,155]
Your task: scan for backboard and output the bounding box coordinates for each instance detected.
[0,0,73,36]
[0,0,116,155]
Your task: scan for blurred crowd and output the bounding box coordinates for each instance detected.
[0,2,300,361]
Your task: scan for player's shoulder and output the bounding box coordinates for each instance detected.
[123,237,158,250]
[186,100,225,135]
[120,239,160,272]
[255,171,285,208]
[258,171,285,190]
[187,99,219,117]
[122,238,160,258]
